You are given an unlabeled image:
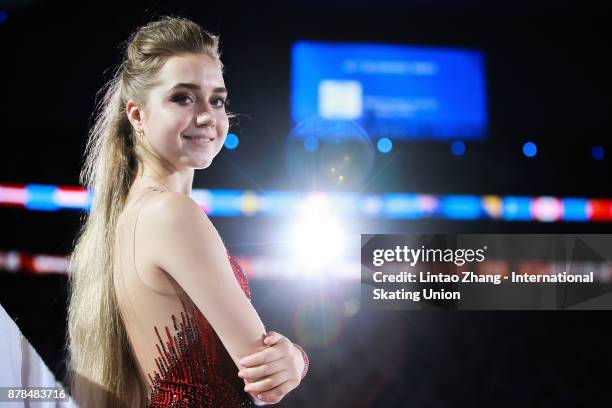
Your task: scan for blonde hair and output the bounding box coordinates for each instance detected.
[66,16,222,407]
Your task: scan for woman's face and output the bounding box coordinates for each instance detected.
[134,53,229,170]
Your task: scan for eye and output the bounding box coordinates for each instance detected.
[211,97,228,108]
[171,93,194,105]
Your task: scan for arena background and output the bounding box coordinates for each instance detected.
[1,1,611,406]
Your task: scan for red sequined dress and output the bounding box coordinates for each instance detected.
[146,254,254,407]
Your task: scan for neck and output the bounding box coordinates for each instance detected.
[137,164,194,195]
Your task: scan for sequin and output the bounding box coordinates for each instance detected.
[147,254,254,407]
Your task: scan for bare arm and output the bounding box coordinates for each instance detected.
[142,192,267,369]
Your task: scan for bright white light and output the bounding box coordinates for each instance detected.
[290,194,346,274]
[318,79,363,120]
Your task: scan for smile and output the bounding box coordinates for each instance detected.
[183,135,215,142]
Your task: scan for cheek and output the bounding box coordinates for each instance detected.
[150,109,190,142]
[217,117,229,139]
[167,108,193,131]
[154,104,191,129]
[218,121,229,147]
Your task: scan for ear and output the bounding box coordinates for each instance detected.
[126,99,145,134]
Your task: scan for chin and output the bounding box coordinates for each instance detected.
[195,158,214,169]
[197,162,212,170]
[179,153,216,169]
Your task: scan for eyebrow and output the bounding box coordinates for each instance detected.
[169,82,227,94]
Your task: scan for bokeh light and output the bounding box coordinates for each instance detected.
[376,137,393,154]
[451,140,466,156]
[522,141,537,158]
[224,133,239,149]
[591,145,605,160]
[304,136,319,151]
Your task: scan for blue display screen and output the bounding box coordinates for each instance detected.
[291,41,487,140]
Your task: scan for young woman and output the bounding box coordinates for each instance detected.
[67,16,308,407]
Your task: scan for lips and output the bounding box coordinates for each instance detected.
[182,135,216,148]
[183,135,215,142]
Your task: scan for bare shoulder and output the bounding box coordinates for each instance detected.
[140,191,208,226]
[137,191,222,269]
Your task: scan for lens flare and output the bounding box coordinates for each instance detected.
[285,117,375,190]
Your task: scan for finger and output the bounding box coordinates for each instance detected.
[238,358,286,382]
[239,347,283,368]
[243,370,292,394]
[256,380,297,404]
[263,331,282,346]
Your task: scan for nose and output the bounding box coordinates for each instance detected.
[196,111,216,128]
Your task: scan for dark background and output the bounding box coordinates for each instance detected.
[1,0,611,406]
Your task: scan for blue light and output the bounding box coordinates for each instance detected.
[382,193,422,219]
[25,184,59,211]
[0,10,7,24]
[377,137,393,154]
[208,190,243,216]
[440,195,482,220]
[591,145,605,160]
[522,142,537,158]
[224,133,239,149]
[503,196,532,221]
[303,136,319,151]
[451,140,466,156]
[562,198,589,222]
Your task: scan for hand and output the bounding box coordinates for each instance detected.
[238,331,305,404]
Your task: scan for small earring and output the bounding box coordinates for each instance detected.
[137,129,144,137]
